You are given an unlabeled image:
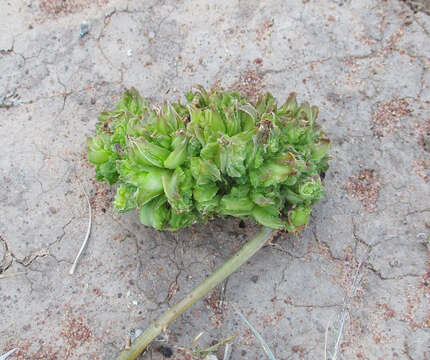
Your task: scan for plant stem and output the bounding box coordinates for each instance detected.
[117,226,274,360]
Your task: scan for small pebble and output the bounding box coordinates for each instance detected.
[131,328,143,341]
[204,355,218,360]
[80,21,89,38]
[148,31,155,40]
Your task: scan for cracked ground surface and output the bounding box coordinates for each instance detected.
[1,0,429,359]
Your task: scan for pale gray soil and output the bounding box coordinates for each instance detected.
[1,1,429,359]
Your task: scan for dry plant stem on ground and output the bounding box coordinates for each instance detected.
[117,226,274,360]
[69,178,92,275]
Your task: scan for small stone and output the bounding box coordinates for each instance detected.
[148,31,155,40]
[49,207,57,214]
[127,49,133,57]
[250,275,259,283]
[131,328,143,341]
[80,21,89,38]
[204,355,218,360]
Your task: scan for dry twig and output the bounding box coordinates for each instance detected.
[0,348,18,360]
[69,179,92,275]
[324,241,375,360]
[233,305,277,360]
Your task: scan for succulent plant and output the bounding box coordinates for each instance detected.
[87,87,331,359]
[87,86,330,233]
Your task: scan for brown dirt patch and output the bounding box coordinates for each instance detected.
[417,119,430,152]
[231,69,265,103]
[37,0,109,17]
[345,169,382,212]
[9,344,61,360]
[412,159,430,183]
[371,99,410,137]
[61,316,92,350]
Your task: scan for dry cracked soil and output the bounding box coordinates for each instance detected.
[1,0,429,359]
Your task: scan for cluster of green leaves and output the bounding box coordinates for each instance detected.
[87,86,330,232]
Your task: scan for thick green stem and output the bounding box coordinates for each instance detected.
[117,226,274,360]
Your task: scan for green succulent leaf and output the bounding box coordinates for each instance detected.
[289,206,311,227]
[169,211,197,231]
[311,139,331,161]
[135,169,167,206]
[164,134,189,169]
[219,186,254,216]
[139,196,170,230]
[193,184,218,202]
[252,206,284,230]
[114,184,138,212]
[95,158,119,185]
[128,137,170,168]
[87,135,113,165]
[116,87,146,114]
[162,168,193,212]
[190,157,221,185]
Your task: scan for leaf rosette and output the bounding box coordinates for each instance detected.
[87,87,330,232]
